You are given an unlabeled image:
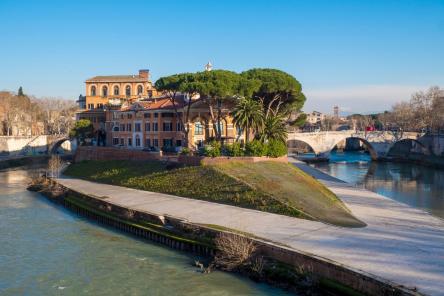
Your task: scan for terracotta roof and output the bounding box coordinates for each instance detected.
[85,75,149,83]
[120,96,187,112]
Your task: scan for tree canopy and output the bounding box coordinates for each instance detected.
[240,68,306,116]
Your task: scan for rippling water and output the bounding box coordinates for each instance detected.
[312,151,444,219]
[0,167,290,296]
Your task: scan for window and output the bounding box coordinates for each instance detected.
[128,138,132,146]
[127,114,132,119]
[215,121,224,135]
[91,86,96,96]
[135,123,141,132]
[97,103,104,109]
[135,136,141,147]
[137,85,143,95]
[112,126,119,132]
[161,113,174,118]
[163,122,173,131]
[87,103,94,110]
[102,86,108,97]
[153,122,158,131]
[194,122,204,135]
[113,138,119,145]
[125,85,131,96]
[154,113,158,118]
[113,86,119,95]
[145,122,150,132]
[127,123,132,131]
[145,138,151,147]
[177,122,182,131]
[148,90,153,98]
[163,139,173,147]
[120,114,124,119]
[144,113,150,118]
[176,140,182,147]
[120,124,125,131]
[153,138,159,147]
[120,138,124,146]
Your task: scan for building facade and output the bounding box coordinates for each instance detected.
[77,69,158,135]
[105,96,243,151]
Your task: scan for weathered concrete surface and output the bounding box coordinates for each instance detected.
[57,162,444,296]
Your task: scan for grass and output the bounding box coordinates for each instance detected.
[215,161,365,227]
[64,160,364,227]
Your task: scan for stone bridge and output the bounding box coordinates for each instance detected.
[287,131,424,160]
[0,135,76,157]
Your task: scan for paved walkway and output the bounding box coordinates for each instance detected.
[57,160,444,296]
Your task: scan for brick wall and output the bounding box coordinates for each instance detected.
[74,146,162,162]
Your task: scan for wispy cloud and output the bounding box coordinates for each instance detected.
[303,84,429,113]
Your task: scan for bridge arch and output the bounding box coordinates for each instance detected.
[287,139,317,154]
[330,136,379,160]
[387,138,431,157]
[49,138,72,155]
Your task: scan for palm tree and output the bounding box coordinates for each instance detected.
[232,98,263,143]
[259,113,288,143]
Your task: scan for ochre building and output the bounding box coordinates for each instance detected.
[77,69,158,133]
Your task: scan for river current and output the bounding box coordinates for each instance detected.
[0,167,290,296]
[311,151,444,219]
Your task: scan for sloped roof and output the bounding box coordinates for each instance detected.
[120,96,187,112]
[86,75,149,83]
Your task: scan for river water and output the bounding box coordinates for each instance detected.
[0,167,290,296]
[311,151,444,219]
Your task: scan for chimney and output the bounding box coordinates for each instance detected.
[139,69,150,80]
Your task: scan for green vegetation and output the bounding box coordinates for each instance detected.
[64,160,364,227]
[215,162,365,227]
[69,119,93,145]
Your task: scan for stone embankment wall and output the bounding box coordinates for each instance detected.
[0,135,49,156]
[74,146,287,165]
[48,181,419,296]
[74,146,162,162]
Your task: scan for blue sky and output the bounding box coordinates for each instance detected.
[0,0,443,113]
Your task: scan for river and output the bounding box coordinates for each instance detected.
[0,167,290,296]
[311,151,444,219]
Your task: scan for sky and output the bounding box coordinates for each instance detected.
[0,0,443,114]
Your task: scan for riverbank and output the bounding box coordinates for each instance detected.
[40,162,444,296]
[64,160,364,227]
[1,167,288,295]
[0,155,48,170]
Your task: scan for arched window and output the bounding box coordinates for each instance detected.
[194,122,204,135]
[113,86,119,95]
[102,86,108,97]
[91,86,96,96]
[137,85,143,95]
[125,85,131,96]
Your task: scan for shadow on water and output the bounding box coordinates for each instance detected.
[0,167,291,296]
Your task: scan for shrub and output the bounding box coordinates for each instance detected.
[204,141,221,157]
[223,142,244,157]
[266,139,287,158]
[180,147,191,155]
[213,232,256,271]
[245,140,267,156]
